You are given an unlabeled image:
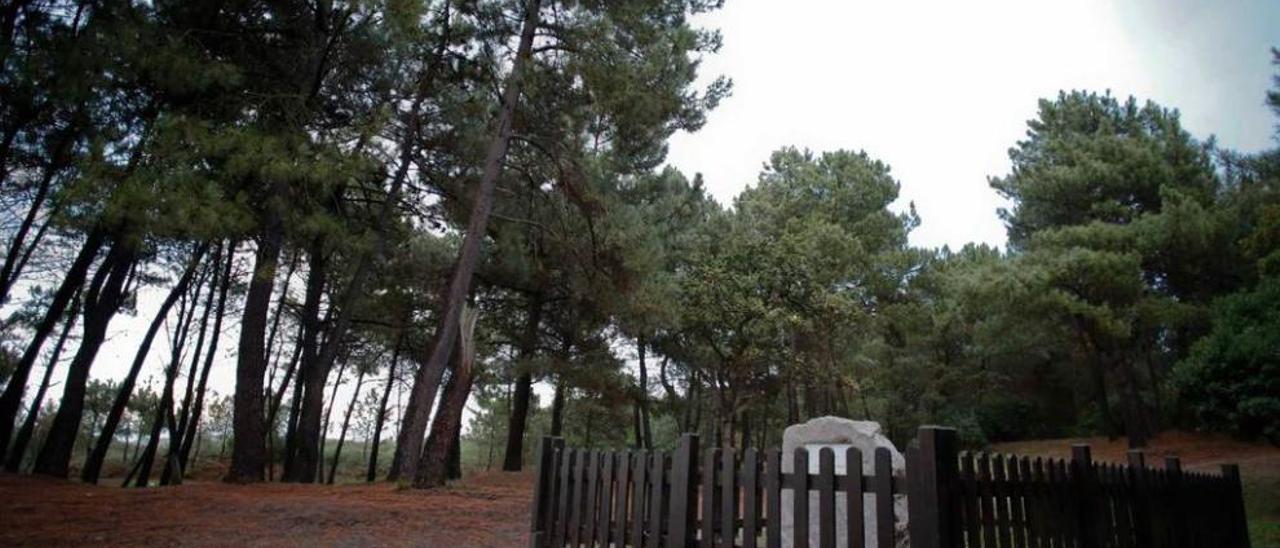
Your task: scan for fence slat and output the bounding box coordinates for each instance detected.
[1165,456,1186,548]
[1004,454,1026,548]
[570,450,589,548]
[585,451,600,546]
[1019,457,1037,548]
[846,447,865,548]
[993,454,1014,548]
[529,437,555,547]
[668,434,699,548]
[1072,445,1097,547]
[646,451,665,548]
[703,447,719,546]
[1055,458,1072,546]
[599,452,616,546]
[874,447,893,548]
[766,449,782,548]
[1221,464,1250,548]
[721,449,738,548]
[555,449,575,548]
[818,448,836,548]
[544,444,565,548]
[743,448,760,548]
[631,451,648,548]
[616,451,632,547]
[978,453,995,548]
[960,453,980,547]
[793,447,810,546]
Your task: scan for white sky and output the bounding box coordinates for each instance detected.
[15,0,1280,441]
[664,0,1280,250]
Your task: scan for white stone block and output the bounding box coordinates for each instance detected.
[780,417,909,547]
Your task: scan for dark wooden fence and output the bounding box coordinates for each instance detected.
[528,426,1251,548]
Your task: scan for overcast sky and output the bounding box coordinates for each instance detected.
[36,0,1280,438]
[664,0,1280,250]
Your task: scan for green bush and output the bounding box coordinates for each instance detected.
[1176,276,1280,444]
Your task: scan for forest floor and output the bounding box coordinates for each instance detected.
[2,431,1275,547]
[0,469,534,547]
[994,430,1280,547]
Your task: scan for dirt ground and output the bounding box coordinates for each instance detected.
[3,431,1275,547]
[0,470,535,547]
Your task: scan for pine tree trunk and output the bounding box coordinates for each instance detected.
[178,241,235,470]
[4,290,80,472]
[33,239,134,477]
[447,419,462,480]
[0,146,63,304]
[414,307,478,489]
[82,245,205,484]
[266,325,303,481]
[501,296,542,471]
[366,334,403,482]
[0,228,105,454]
[316,359,348,483]
[227,220,284,483]
[134,353,181,488]
[284,244,328,482]
[262,253,299,390]
[159,298,201,487]
[636,339,651,449]
[174,249,218,451]
[327,369,365,484]
[550,379,565,438]
[391,0,542,482]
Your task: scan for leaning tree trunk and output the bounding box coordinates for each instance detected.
[170,246,221,477]
[228,217,284,483]
[0,138,67,305]
[391,0,542,482]
[3,289,80,472]
[158,290,204,486]
[316,359,349,483]
[33,239,135,477]
[414,306,479,488]
[327,368,366,484]
[82,245,205,484]
[178,241,235,471]
[132,351,182,488]
[366,333,403,482]
[0,228,105,454]
[501,296,542,471]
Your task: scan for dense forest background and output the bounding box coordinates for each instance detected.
[0,0,1278,491]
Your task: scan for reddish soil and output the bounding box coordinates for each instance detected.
[991,430,1280,474]
[0,470,536,547]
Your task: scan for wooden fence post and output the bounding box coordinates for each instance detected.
[668,433,699,547]
[529,436,561,548]
[907,426,959,548]
[1164,456,1187,548]
[1127,449,1151,548]
[1071,444,1099,547]
[1221,464,1251,548]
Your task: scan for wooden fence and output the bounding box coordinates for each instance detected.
[527,426,1251,548]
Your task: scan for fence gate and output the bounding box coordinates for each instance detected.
[527,427,1251,548]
